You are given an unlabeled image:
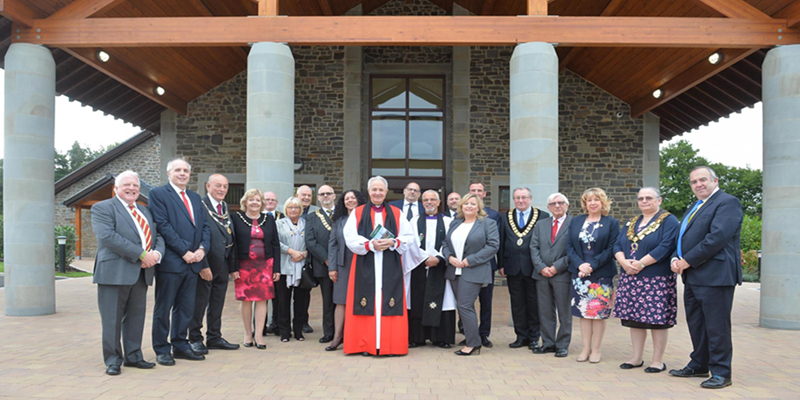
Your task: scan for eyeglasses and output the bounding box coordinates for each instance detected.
[404,188,420,193]
[513,196,531,201]
[637,196,658,202]
[548,201,567,207]
[318,192,334,197]
[264,198,277,202]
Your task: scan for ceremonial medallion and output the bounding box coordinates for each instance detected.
[389,297,396,308]
[516,238,523,246]
[227,227,232,234]
[360,297,367,308]
[507,209,538,246]
[429,301,438,310]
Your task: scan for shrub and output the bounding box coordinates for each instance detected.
[54,225,77,269]
[740,214,761,253]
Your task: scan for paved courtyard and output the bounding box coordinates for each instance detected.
[1,269,798,400]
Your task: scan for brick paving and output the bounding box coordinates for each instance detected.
[1,266,798,400]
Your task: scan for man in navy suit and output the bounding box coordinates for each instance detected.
[669,166,743,389]
[149,158,211,366]
[467,181,501,348]
[445,192,461,219]
[389,182,425,222]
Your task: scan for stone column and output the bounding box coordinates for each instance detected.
[451,3,471,195]
[160,109,177,185]
[643,112,660,189]
[760,45,800,330]
[510,42,558,208]
[3,43,56,316]
[247,42,295,203]
[343,46,362,192]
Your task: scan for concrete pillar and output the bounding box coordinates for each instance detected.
[247,42,295,203]
[451,3,471,195]
[160,109,177,185]
[510,42,558,209]
[343,45,362,192]
[643,112,660,189]
[3,43,57,316]
[760,45,800,330]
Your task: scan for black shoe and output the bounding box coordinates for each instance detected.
[207,338,240,350]
[645,363,667,373]
[295,334,305,341]
[481,337,493,348]
[123,360,156,369]
[303,323,314,333]
[325,339,342,351]
[264,324,277,336]
[173,350,205,361]
[458,339,466,346]
[243,341,254,348]
[701,375,732,389]
[554,348,569,358]
[532,345,557,354]
[190,341,209,355]
[156,354,175,366]
[408,342,418,348]
[361,351,373,357]
[435,342,452,349]
[620,361,644,369]
[669,366,709,378]
[319,335,333,343]
[454,345,481,356]
[509,339,531,348]
[255,343,266,350]
[106,365,121,375]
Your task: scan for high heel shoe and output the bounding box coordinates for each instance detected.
[454,345,481,356]
[255,343,266,350]
[243,334,254,347]
[589,353,602,363]
[325,339,342,351]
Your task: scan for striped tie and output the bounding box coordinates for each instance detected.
[129,204,152,251]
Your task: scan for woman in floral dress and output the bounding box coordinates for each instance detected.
[613,187,680,373]
[230,188,281,349]
[565,188,619,363]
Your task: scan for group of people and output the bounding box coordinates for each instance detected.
[92,160,743,390]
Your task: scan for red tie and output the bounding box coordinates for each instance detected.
[129,205,152,251]
[181,191,194,223]
[551,219,558,244]
[217,203,223,214]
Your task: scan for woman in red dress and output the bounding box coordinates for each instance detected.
[230,188,281,349]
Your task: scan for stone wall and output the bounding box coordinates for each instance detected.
[468,47,643,222]
[364,0,451,65]
[54,135,162,258]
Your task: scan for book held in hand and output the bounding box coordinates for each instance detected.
[370,224,396,240]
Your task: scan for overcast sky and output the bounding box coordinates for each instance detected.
[0,69,763,170]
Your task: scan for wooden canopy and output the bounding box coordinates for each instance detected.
[2,0,798,139]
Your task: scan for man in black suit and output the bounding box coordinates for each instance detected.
[262,190,283,335]
[188,174,239,354]
[92,171,165,375]
[467,181,501,348]
[263,191,284,220]
[389,182,424,222]
[305,184,337,343]
[445,192,461,219]
[297,185,319,219]
[149,158,211,366]
[498,187,548,349]
[669,166,743,389]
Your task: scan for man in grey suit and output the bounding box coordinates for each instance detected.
[529,192,572,358]
[92,171,165,375]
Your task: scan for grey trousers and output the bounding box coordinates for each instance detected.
[451,276,484,348]
[535,278,572,349]
[98,271,148,367]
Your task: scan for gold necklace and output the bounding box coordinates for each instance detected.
[202,201,232,234]
[507,208,538,246]
[315,209,332,231]
[626,211,670,255]
[237,212,267,234]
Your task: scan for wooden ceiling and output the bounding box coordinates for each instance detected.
[1,0,796,139]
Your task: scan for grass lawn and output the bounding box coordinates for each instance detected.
[0,261,92,278]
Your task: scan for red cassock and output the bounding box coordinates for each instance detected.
[343,204,408,356]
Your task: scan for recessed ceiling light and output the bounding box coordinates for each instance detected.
[96,50,110,63]
[708,52,722,65]
[155,86,166,96]
[652,89,663,99]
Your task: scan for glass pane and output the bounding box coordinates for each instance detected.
[409,78,443,109]
[372,78,406,109]
[372,112,406,176]
[409,112,443,176]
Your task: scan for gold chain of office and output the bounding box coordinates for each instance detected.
[315,209,332,232]
[202,201,232,235]
[626,211,671,245]
[507,208,538,246]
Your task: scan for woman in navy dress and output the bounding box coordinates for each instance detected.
[613,187,680,373]
[566,188,619,363]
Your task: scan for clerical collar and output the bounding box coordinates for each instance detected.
[371,203,384,212]
[426,214,438,220]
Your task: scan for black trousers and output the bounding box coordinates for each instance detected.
[507,272,540,342]
[478,281,494,338]
[189,267,229,343]
[409,311,456,345]
[317,275,335,338]
[275,277,310,339]
[684,283,735,378]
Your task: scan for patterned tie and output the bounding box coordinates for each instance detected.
[677,199,704,258]
[327,209,333,218]
[519,210,525,228]
[407,204,413,221]
[129,205,152,251]
[551,219,558,244]
[181,191,194,223]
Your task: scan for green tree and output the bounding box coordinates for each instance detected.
[54,141,111,181]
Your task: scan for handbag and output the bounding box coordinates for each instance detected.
[299,259,318,289]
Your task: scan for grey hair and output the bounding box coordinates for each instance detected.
[367,176,389,189]
[166,158,191,173]
[296,185,312,195]
[639,187,661,198]
[691,166,717,181]
[283,196,303,212]
[546,192,569,205]
[207,173,227,184]
[422,189,440,200]
[512,187,532,198]
[115,170,140,187]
